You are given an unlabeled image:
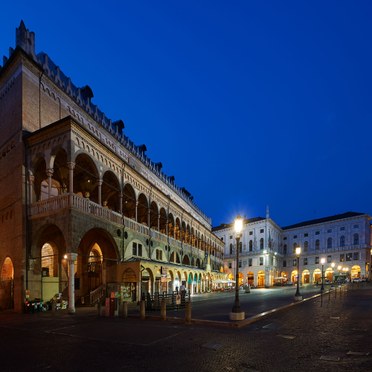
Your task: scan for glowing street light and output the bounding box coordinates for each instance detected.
[320,257,326,291]
[229,216,245,321]
[294,246,302,301]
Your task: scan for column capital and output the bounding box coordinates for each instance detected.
[65,252,78,261]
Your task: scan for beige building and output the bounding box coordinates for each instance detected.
[213,211,372,287]
[0,22,224,312]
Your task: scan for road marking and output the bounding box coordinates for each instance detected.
[277,334,295,340]
[320,355,340,361]
[202,342,223,351]
[346,351,370,356]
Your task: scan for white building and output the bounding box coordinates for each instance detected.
[213,211,371,287]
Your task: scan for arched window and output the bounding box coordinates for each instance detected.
[229,243,233,255]
[340,235,345,247]
[260,238,264,250]
[353,233,359,245]
[315,239,320,250]
[327,237,332,249]
[304,241,308,252]
[283,244,287,255]
[249,240,253,251]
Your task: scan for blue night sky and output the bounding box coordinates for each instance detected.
[1,1,372,227]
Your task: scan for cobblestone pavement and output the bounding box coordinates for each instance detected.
[0,284,371,371]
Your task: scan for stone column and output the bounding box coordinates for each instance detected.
[98,179,103,206]
[46,168,53,198]
[67,162,75,205]
[66,253,78,314]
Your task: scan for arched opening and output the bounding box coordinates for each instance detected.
[74,154,99,203]
[182,254,190,266]
[257,270,265,287]
[150,201,158,230]
[247,271,254,286]
[351,265,361,279]
[313,269,321,284]
[102,171,120,211]
[0,257,14,310]
[159,208,167,234]
[302,269,310,284]
[137,193,148,225]
[123,183,136,219]
[291,270,298,284]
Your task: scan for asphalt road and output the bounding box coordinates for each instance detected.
[0,283,371,371]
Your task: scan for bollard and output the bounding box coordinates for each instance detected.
[122,301,128,318]
[185,301,192,324]
[140,300,146,320]
[160,299,166,320]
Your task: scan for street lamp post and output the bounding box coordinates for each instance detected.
[294,246,302,301]
[320,257,326,292]
[229,216,245,321]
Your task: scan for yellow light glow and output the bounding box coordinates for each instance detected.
[295,246,301,256]
[234,216,243,234]
[320,257,326,265]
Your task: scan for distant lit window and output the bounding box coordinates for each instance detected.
[346,253,352,261]
[304,241,308,252]
[340,236,345,247]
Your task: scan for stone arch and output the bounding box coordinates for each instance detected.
[77,228,119,297]
[123,183,136,219]
[0,257,14,310]
[74,153,99,203]
[50,147,69,196]
[302,269,310,284]
[182,254,190,266]
[159,207,167,234]
[351,265,361,279]
[102,170,120,211]
[137,193,148,225]
[150,201,158,230]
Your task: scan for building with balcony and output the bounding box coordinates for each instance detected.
[213,211,371,288]
[0,22,225,312]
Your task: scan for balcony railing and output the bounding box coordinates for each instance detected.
[30,194,223,262]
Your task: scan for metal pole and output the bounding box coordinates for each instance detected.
[295,255,301,297]
[321,264,324,291]
[232,235,241,312]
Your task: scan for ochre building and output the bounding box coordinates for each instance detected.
[0,22,225,312]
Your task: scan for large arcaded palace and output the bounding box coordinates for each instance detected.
[0,22,225,312]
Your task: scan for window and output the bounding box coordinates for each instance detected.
[249,240,253,251]
[340,254,345,262]
[353,224,359,229]
[293,243,297,253]
[239,261,242,268]
[353,233,359,245]
[259,257,264,265]
[283,260,287,267]
[340,226,345,231]
[260,238,264,250]
[353,252,359,260]
[304,233,308,237]
[229,244,233,255]
[293,235,297,239]
[315,240,320,250]
[340,236,345,247]
[327,255,331,263]
[249,231,253,235]
[228,262,232,269]
[293,259,297,266]
[315,256,319,264]
[260,229,264,233]
[132,242,143,256]
[283,237,287,240]
[303,257,308,265]
[283,244,287,255]
[304,241,308,252]
[239,242,243,253]
[346,253,352,261]
[327,237,332,249]
[248,258,252,266]
[315,231,320,235]
[327,229,332,233]
[156,250,163,260]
